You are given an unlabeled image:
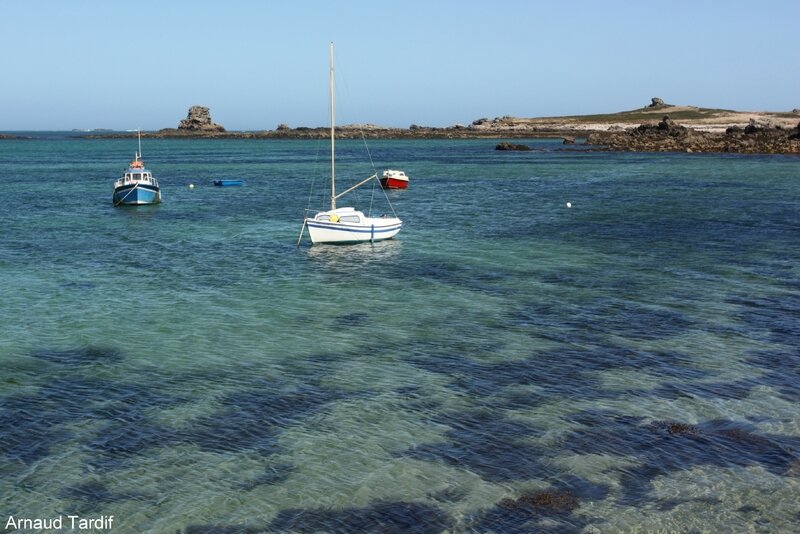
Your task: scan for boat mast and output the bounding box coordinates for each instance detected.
[330,42,336,210]
[137,128,142,161]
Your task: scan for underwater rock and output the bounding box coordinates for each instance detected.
[650,421,700,436]
[499,489,579,514]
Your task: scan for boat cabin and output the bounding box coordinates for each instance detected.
[315,208,363,224]
[115,167,158,188]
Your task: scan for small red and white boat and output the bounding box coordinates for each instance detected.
[380,169,409,189]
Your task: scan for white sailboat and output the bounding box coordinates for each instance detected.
[300,43,403,245]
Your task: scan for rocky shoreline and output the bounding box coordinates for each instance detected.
[28,101,800,154]
[585,116,800,155]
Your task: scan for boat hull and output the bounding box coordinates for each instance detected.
[113,183,161,205]
[379,177,408,189]
[306,217,402,244]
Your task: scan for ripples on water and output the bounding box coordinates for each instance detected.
[0,137,799,532]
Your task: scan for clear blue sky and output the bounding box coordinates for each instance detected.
[1,0,798,130]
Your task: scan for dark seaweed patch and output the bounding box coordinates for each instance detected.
[182,525,264,534]
[0,395,70,462]
[334,312,369,327]
[0,376,179,464]
[180,381,345,455]
[509,297,696,343]
[269,501,451,534]
[402,409,549,481]
[394,258,510,295]
[729,293,800,345]
[653,379,758,401]
[87,421,178,469]
[560,411,800,504]
[504,302,605,346]
[62,481,118,503]
[738,504,759,513]
[745,349,800,402]
[60,280,96,290]
[61,480,146,514]
[470,478,606,533]
[592,301,695,340]
[406,340,706,405]
[394,385,443,413]
[30,346,123,366]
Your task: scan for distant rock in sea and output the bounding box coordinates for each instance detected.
[495,142,531,151]
[178,106,225,132]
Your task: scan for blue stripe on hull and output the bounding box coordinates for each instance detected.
[113,185,161,205]
[306,222,402,234]
[306,220,402,244]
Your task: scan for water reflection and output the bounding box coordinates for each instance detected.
[305,239,403,272]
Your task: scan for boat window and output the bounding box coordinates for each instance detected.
[339,215,361,223]
[317,214,331,221]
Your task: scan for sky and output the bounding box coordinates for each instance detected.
[1,0,798,130]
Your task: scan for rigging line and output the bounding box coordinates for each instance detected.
[356,130,380,217]
[306,134,325,213]
[358,131,399,219]
[336,51,399,220]
[368,172,377,218]
[358,130,381,218]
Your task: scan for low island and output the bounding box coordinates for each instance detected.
[82,99,800,154]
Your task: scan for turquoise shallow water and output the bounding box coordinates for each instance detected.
[1,136,799,532]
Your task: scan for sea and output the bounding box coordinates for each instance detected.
[1,134,798,533]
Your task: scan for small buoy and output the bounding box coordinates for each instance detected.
[189,183,195,189]
[566,202,572,208]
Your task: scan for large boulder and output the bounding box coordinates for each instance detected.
[178,106,225,132]
[648,97,667,108]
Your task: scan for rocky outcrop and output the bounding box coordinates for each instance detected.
[789,121,800,140]
[647,97,667,109]
[586,117,800,154]
[177,106,225,132]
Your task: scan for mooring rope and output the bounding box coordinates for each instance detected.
[113,183,139,207]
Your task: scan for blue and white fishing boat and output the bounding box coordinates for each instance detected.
[299,43,402,245]
[112,131,161,206]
